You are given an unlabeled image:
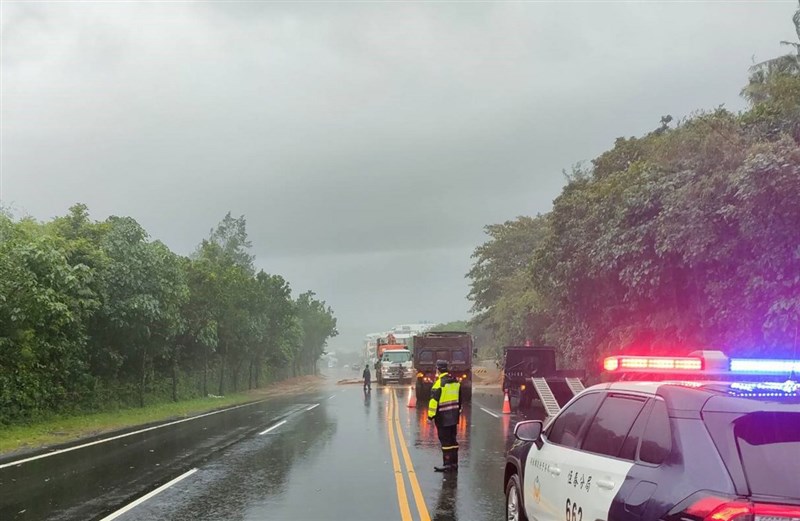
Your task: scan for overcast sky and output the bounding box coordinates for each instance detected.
[2,1,797,352]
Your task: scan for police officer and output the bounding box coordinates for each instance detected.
[428,360,461,472]
[363,364,372,392]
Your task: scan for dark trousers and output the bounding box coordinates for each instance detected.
[436,423,457,448]
[363,379,371,390]
[436,423,458,466]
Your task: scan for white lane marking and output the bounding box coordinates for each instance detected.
[306,403,320,412]
[258,420,287,436]
[98,468,198,521]
[0,400,270,470]
[327,394,336,400]
[480,407,501,419]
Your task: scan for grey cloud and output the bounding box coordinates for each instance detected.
[2,1,795,351]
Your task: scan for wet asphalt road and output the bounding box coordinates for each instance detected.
[1,374,546,521]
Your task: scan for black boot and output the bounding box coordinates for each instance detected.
[449,448,458,471]
[435,449,458,472]
[434,452,448,472]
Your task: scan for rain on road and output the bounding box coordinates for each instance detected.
[1,373,545,521]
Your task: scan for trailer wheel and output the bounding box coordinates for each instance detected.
[519,389,532,409]
[461,383,472,402]
[416,380,430,400]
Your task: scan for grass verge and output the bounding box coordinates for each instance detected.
[0,393,258,456]
[0,375,325,457]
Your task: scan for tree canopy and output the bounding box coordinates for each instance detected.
[468,8,800,370]
[0,209,337,424]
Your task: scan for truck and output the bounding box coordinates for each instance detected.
[375,334,415,385]
[501,345,586,412]
[412,331,475,402]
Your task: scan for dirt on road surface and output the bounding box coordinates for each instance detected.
[247,375,327,397]
[337,378,365,385]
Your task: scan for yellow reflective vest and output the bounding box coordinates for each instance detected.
[428,372,461,426]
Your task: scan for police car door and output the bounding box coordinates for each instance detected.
[524,392,603,521]
[559,393,648,521]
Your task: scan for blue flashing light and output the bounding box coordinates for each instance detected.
[728,381,800,398]
[730,392,798,398]
[729,358,800,374]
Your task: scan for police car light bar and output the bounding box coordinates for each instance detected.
[729,358,800,375]
[603,355,704,373]
[728,381,800,397]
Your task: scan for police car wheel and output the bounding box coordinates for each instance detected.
[505,473,527,521]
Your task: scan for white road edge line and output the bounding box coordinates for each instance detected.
[259,420,287,436]
[98,468,198,521]
[327,394,336,400]
[306,403,320,412]
[480,407,501,419]
[0,400,269,469]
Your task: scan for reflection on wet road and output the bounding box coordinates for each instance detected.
[1,378,546,521]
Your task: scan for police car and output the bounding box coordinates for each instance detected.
[504,351,800,521]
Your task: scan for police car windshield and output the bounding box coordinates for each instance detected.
[733,412,800,498]
[383,352,411,362]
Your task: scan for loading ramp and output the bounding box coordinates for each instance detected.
[501,346,586,416]
[565,377,585,396]
[531,377,562,417]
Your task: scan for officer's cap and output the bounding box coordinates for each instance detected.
[435,360,448,371]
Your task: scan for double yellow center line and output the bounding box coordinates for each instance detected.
[387,390,431,521]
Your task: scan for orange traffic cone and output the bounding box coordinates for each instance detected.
[407,385,417,408]
[502,391,512,414]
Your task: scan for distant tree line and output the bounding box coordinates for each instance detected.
[0,209,337,424]
[468,7,800,369]
[428,321,471,333]
[428,320,497,359]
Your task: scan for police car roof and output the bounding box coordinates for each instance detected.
[585,380,800,413]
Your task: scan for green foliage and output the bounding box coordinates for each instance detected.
[0,209,336,424]
[468,19,800,371]
[429,320,470,332]
[0,392,256,454]
[742,2,800,104]
[429,320,496,360]
[467,216,551,354]
[0,215,96,420]
[294,291,338,376]
[467,215,549,316]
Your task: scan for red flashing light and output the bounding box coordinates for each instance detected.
[685,497,800,521]
[603,355,704,373]
[685,497,729,519]
[706,502,751,521]
[753,502,800,519]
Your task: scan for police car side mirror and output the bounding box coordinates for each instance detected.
[513,420,543,443]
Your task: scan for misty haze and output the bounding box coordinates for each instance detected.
[2,2,800,521]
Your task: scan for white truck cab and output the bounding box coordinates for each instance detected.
[378,349,415,385]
